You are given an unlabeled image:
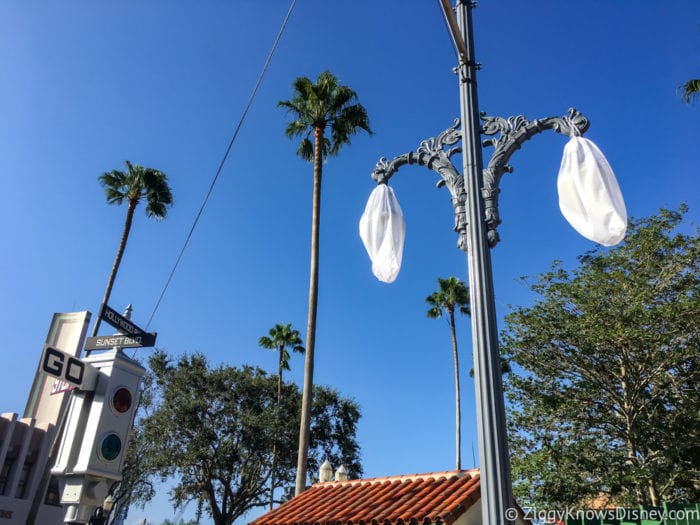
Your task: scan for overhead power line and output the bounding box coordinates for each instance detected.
[143,0,298,333]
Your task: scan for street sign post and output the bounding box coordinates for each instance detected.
[84,332,157,351]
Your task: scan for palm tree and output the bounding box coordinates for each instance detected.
[259,323,304,509]
[278,70,372,495]
[259,323,305,422]
[426,276,470,471]
[680,79,700,104]
[93,160,173,336]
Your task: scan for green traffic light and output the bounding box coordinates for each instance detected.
[100,433,122,461]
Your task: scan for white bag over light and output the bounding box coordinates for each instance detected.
[359,184,406,283]
[557,135,627,246]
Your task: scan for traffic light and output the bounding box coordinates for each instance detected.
[71,348,145,479]
[52,348,145,520]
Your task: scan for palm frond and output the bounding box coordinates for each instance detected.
[291,76,314,99]
[143,168,174,219]
[278,70,371,162]
[99,161,173,218]
[258,324,305,370]
[284,119,310,140]
[680,79,700,105]
[327,85,356,114]
[259,336,275,350]
[426,276,470,319]
[297,138,314,161]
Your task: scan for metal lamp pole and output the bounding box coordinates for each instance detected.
[370,1,590,523]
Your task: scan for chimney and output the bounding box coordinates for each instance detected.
[319,460,333,482]
[335,465,348,481]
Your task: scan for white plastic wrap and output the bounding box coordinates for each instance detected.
[359,184,406,283]
[557,136,627,246]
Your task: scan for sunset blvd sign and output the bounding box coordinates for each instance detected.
[84,332,157,351]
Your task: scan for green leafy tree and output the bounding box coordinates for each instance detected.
[258,323,304,508]
[308,386,363,481]
[94,160,173,335]
[680,79,700,104]
[502,206,699,509]
[140,351,362,525]
[425,276,470,470]
[278,70,372,495]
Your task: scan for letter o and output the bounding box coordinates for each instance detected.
[65,357,84,385]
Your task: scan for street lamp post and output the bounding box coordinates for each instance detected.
[368,2,591,524]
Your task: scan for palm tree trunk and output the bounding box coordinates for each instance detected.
[295,126,324,495]
[92,199,137,337]
[270,351,284,509]
[449,309,462,470]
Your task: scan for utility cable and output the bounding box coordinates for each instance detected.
[143,0,297,334]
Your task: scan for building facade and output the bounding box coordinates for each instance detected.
[1,311,91,523]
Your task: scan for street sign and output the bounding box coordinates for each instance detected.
[100,305,147,337]
[40,345,98,391]
[84,332,157,351]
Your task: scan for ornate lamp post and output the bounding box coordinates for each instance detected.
[365,2,603,524]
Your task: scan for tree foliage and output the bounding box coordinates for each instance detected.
[680,78,700,105]
[502,206,699,509]
[278,70,373,161]
[138,351,362,525]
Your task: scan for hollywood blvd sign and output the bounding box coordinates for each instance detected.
[100,305,147,337]
[88,305,157,351]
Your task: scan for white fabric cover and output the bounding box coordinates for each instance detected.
[557,136,627,246]
[359,184,406,283]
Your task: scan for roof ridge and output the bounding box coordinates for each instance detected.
[315,469,479,487]
[249,469,485,525]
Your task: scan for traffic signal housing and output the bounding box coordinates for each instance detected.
[52,348,145,518]
[73,348,144,479]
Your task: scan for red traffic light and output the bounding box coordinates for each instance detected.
[111,387,133,413]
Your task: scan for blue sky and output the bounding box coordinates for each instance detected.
[2,1,699,523]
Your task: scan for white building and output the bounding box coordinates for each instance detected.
[1,311,90,524]
[0,413,63,523]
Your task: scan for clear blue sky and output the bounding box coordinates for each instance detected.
[2,1,698,523]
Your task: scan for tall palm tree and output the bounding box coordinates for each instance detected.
[259,323,304,509]
[93,160,173,336]
[680,79,700,104]
[426,276,470,471]
[278,70,372,495]
[259,323,305,422]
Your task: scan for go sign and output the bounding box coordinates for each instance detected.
[41,345,98,390]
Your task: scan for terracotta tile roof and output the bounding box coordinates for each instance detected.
[249,470,481,525]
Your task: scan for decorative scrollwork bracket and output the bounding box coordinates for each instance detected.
[371,119,467,243]
[480,107,589,247]
[369,108,589,251]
